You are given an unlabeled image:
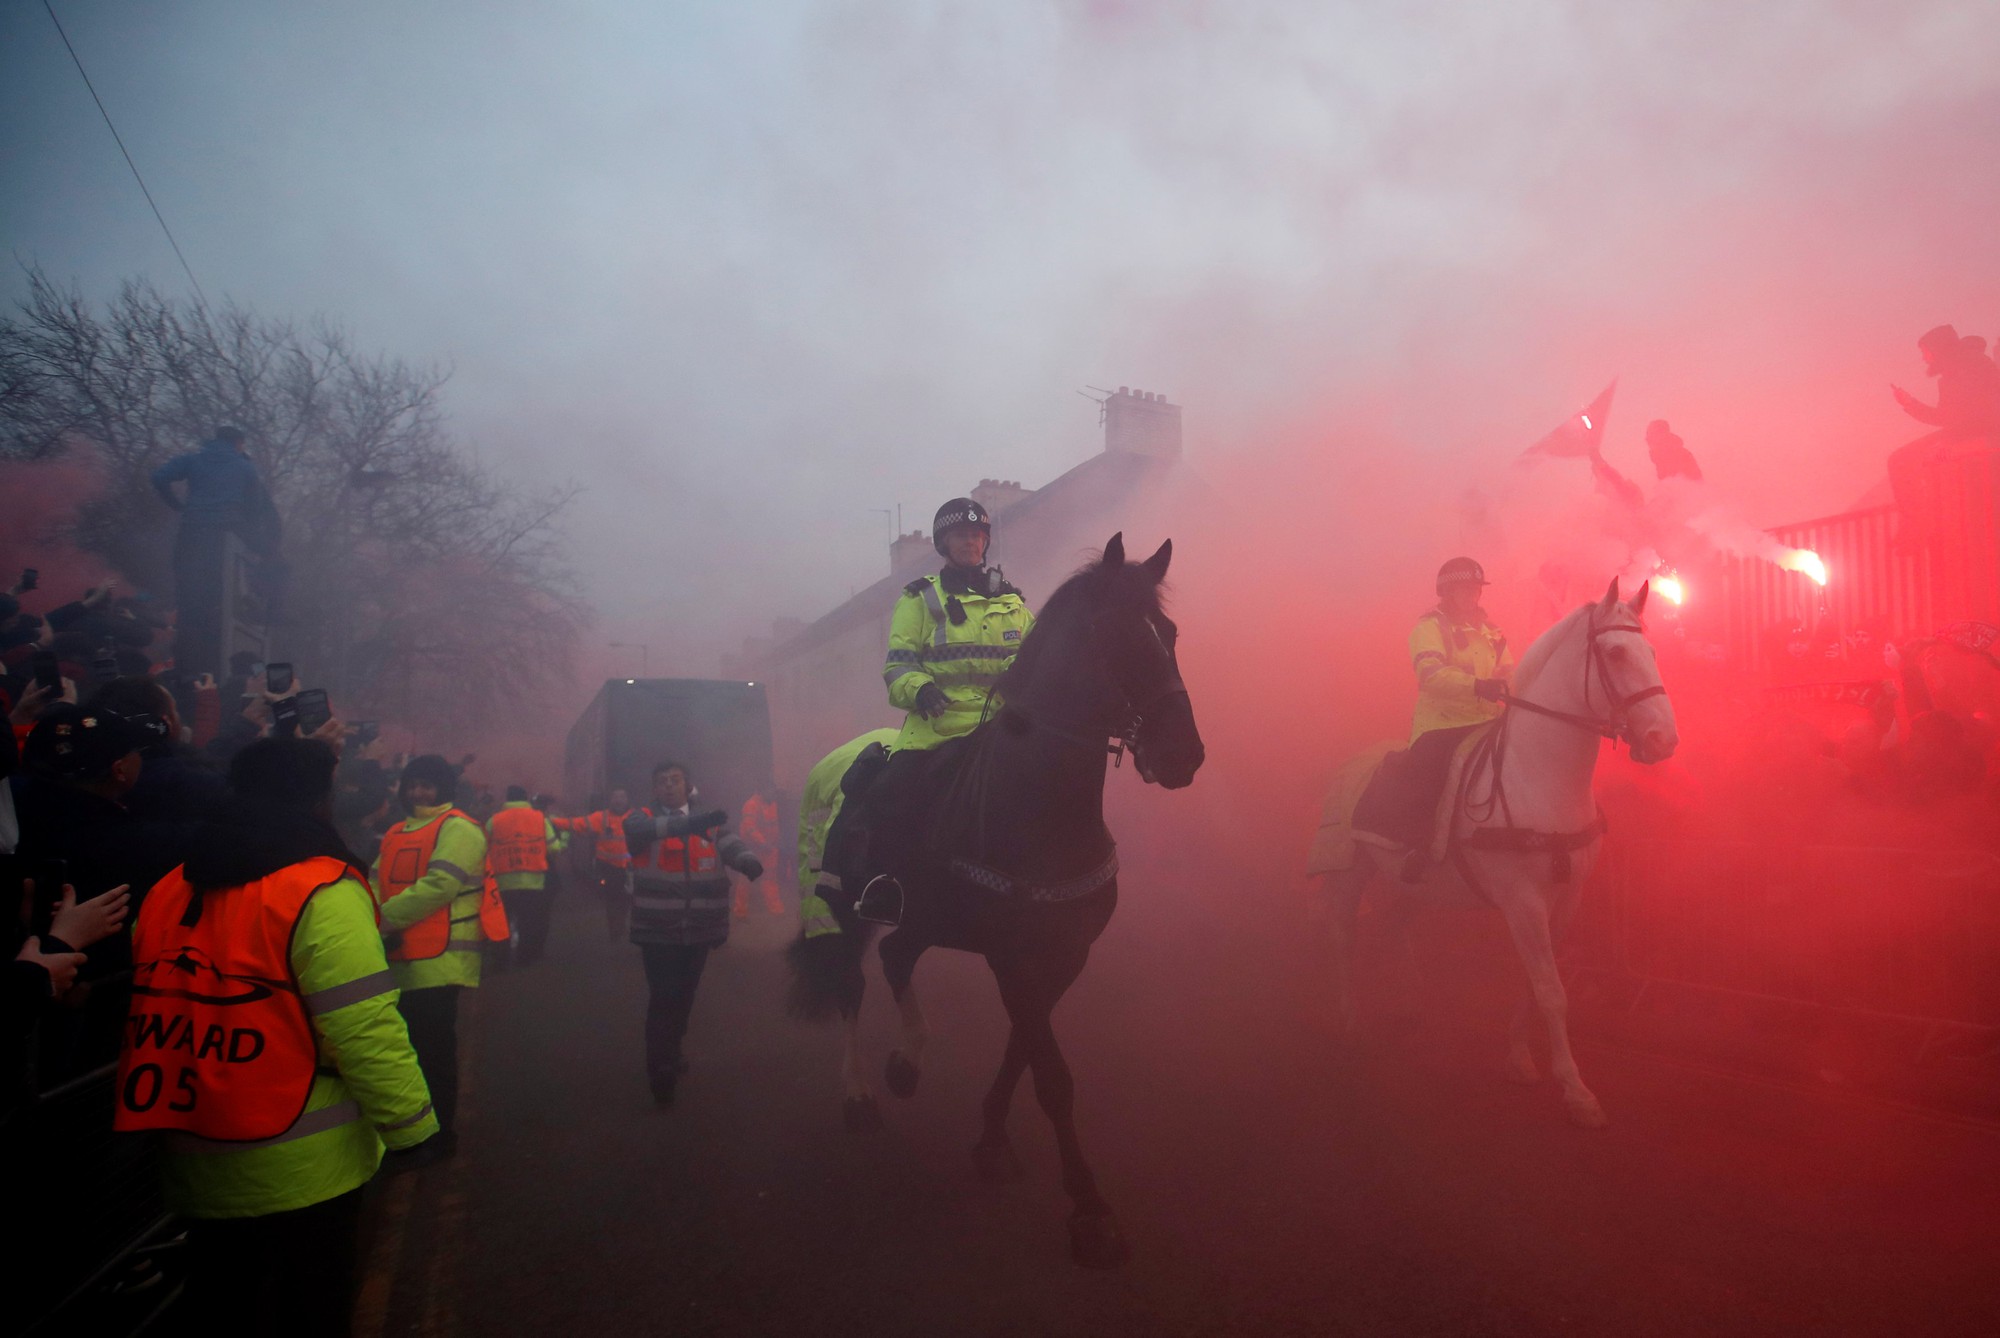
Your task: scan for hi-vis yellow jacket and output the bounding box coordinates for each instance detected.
[883,571,1034,751]
[1409,605,1513,741]
[372,805,490,992]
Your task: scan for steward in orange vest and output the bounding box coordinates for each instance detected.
[370,754,495,1144]
[734,791,784,918]
[622,761,763,1105]
[485,786,567,968]
[116,737,438,1336]
[555,787,637,941]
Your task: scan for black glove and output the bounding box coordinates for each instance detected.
[914,683,950,718]
[381,928,405,952]
[1475,678,1506,702]
[697,809,729,833]
[381,1136,449,1174]
[737,858,765,882]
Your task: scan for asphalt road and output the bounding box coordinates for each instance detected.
[356,882,2000,1337]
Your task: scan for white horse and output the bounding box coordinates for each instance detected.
[1311,579,1678,1127]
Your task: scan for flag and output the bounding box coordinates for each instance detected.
[1520,379,1617,460]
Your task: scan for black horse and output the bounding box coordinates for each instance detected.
[789,533,1204,1267]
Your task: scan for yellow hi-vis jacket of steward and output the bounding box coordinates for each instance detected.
[125,863,438,1218]
[485,801,568,893]
[371,804,491,992]
[884,570,1034,751]
[796,728,900,939]
[1409,604,1514,741]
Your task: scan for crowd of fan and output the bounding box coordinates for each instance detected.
[0,558,483,1326]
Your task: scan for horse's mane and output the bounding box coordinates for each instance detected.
[998,552,1165,692]
[1511,602,1594,696]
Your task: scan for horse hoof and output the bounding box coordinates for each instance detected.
[885,1051,921,1099]
[1566,1094,1609,1128]
[843,1095,882,1135]
[971,1140,1026,1184]
[1068,1211,1130,1269]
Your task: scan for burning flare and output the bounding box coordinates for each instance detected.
[1654,573,1685,606]
[1779,549,1828,585]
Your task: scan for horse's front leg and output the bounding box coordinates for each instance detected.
[879,928,927,1098]
[972,1023,1031,1183]
[1489,858,1605,1127]
[992,950,1127,1268]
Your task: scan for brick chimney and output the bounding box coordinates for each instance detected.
[1103,386,1182,460]
[890,529,933,578]
[971,477,1032,517]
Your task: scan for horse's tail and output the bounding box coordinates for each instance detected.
[785,906,874,1022]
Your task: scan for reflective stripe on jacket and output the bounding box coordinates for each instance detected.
[1409,605,1513,741]
[372,807,495,991]
[138,871,438,1218]
[627,806,757,947]
[885,571,1034,750]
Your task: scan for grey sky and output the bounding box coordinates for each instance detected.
[6,1,1998,676]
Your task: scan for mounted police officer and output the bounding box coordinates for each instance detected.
[1368,557,1517,877]
[884,497,1035,749]
[813,499,1035,923]
[1410,556,1513,742]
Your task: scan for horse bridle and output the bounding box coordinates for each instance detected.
[1501,611,1666,748]
[997,616,1187,770]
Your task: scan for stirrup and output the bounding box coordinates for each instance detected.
[856,875,905,927]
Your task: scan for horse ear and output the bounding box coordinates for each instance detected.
[1103,533,1126,567]
[1630,580,1649,616]
[1600,577,1621,611]
[1141,538,1172,582]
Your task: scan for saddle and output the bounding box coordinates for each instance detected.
[1308,723,1495,874]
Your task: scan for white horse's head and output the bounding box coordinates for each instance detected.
[1587,578,1678,763]
[1515,579,1679,764]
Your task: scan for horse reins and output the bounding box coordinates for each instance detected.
[1463,609,1662,837]
[1500,616,1664,746]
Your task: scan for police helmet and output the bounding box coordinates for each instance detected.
[932,497,992,557]
[1436,556,1488,596]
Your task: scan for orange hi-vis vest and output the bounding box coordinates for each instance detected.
[116,856,360,1143]
[487,805,550,876]
[631,823,721,877]
[375,809,509,961]
[557,810,631,868]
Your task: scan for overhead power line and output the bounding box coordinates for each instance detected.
[41,0,212,313]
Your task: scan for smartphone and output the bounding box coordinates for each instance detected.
[29,859,68,938]
[271,695,300,737]
[265,662,294,695]
[19,567,38,592]
[31,649,62,694]
[351,720,380,746]
[293,688,332,735]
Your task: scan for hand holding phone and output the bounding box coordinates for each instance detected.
[18,567,37,592]
[265,662,295,696]
[293,688,332,735]
[31,648,62,693]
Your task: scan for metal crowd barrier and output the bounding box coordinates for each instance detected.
[1573,838,2000,1030]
